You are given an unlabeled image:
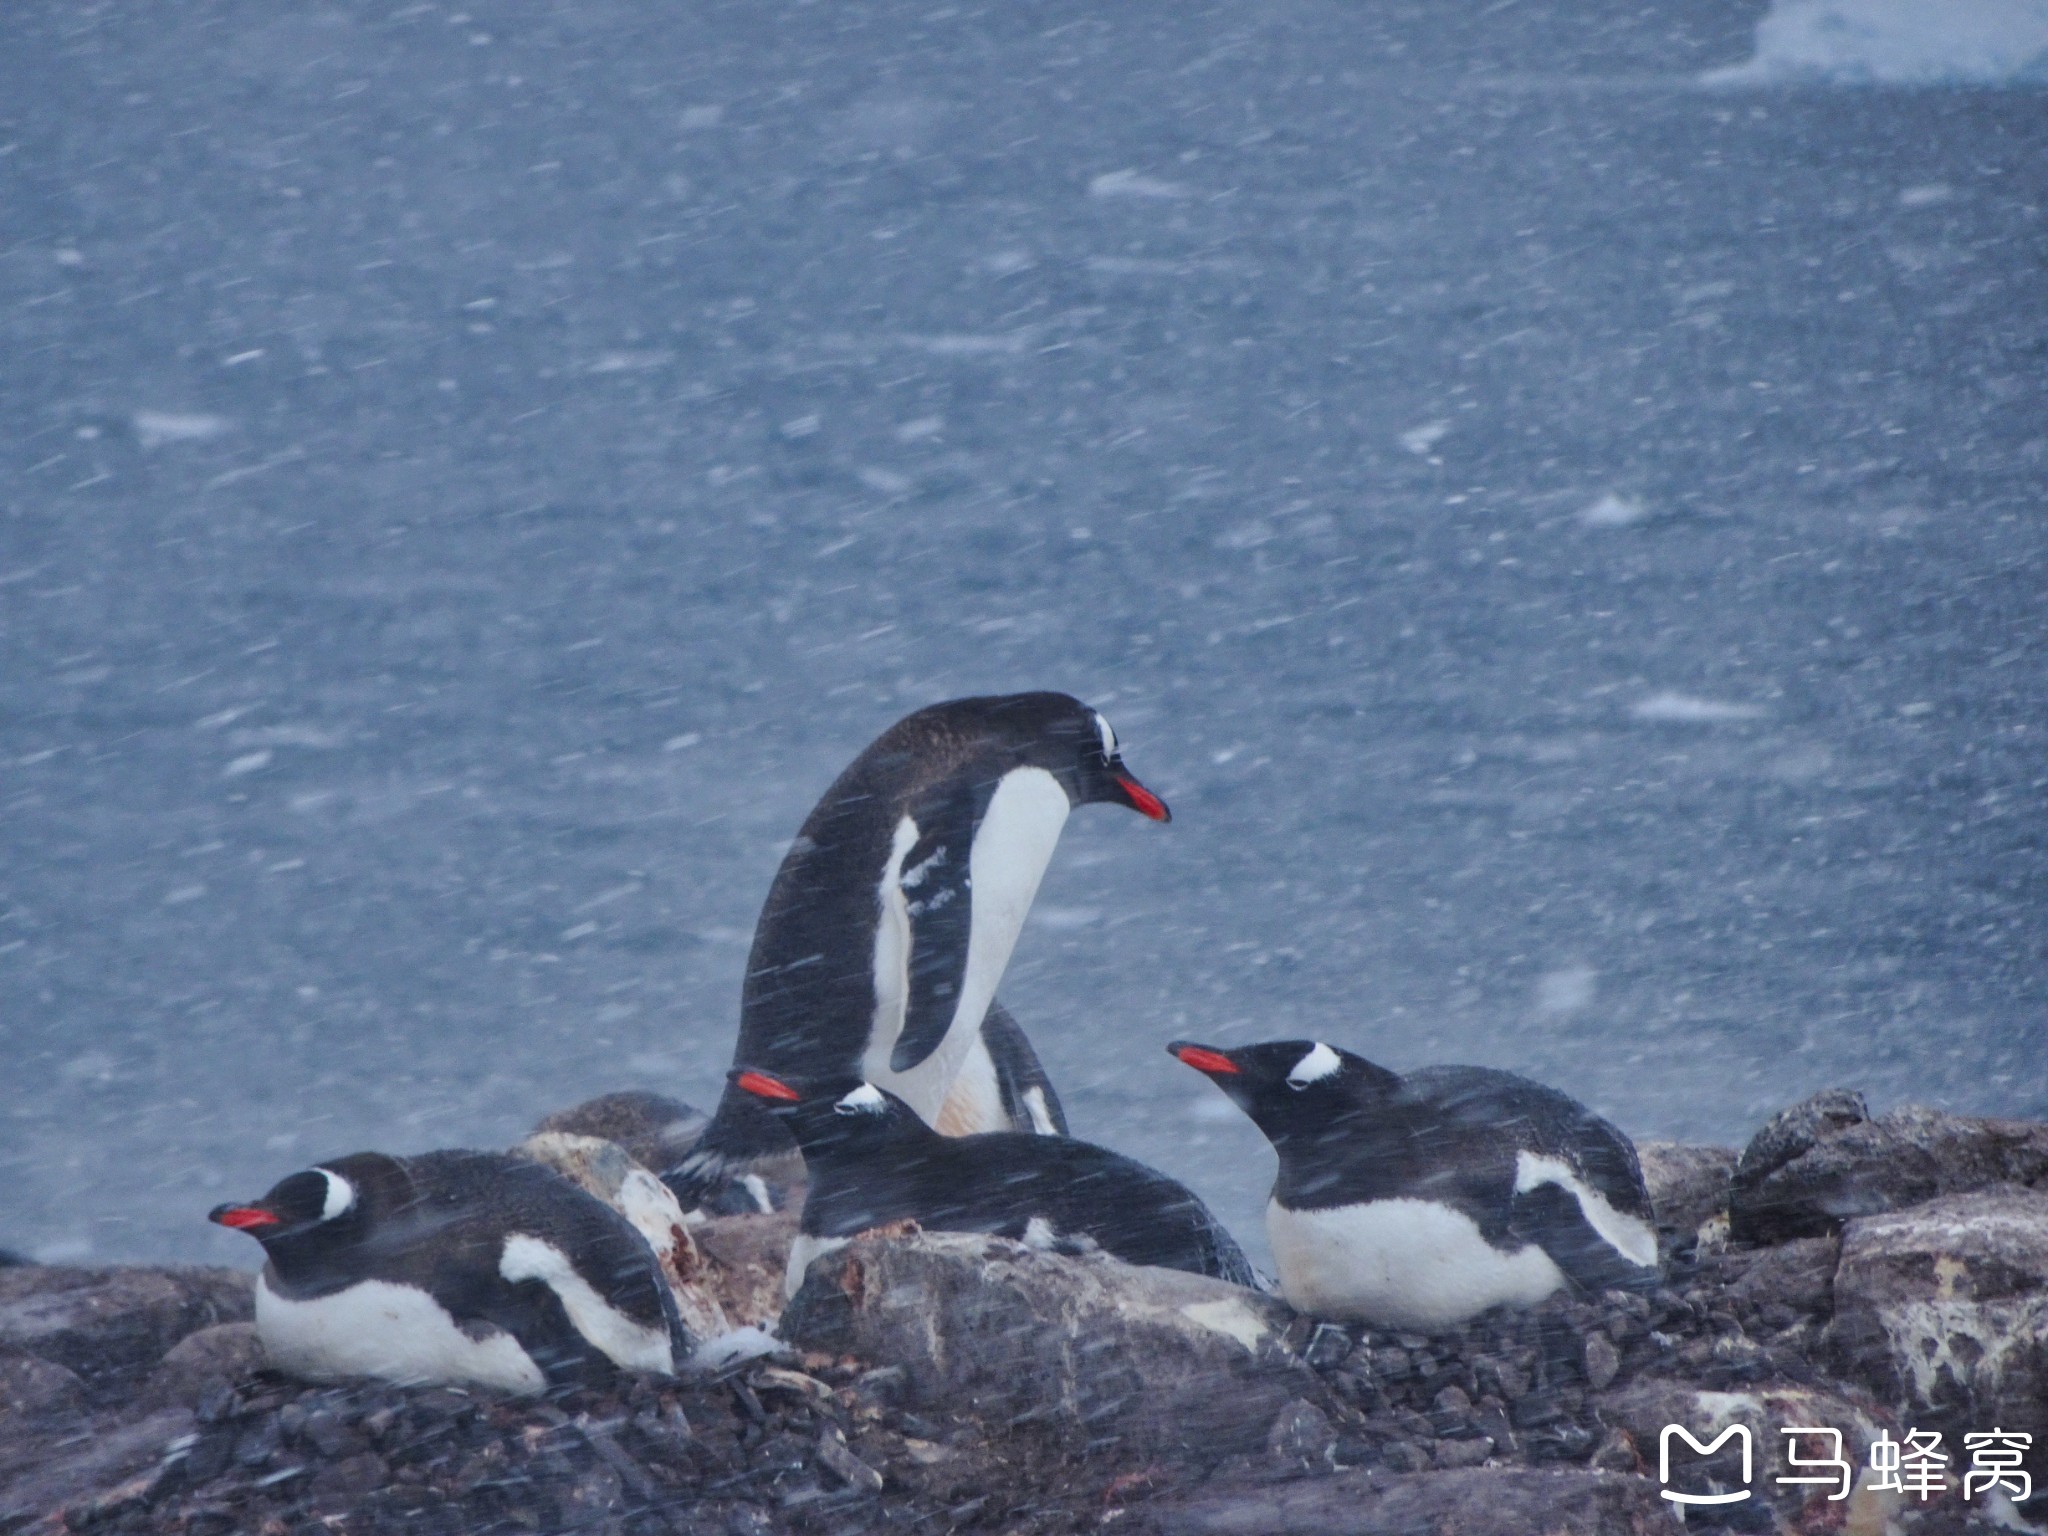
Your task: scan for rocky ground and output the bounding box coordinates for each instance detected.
[4,1091,2046,1535]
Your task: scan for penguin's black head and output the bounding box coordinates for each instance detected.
[208,1151,409,1255]
[209,1162,367,1248]
[1168,1039,1400,1144]
[729,1068,928,1161]
[911,692,1171,822]
[1063,698,1171,823]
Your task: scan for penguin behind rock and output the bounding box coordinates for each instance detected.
[532,1089,798,1216]
[729,1068,1256,1299]
[669,692,1164,1203]
[1169,1040,1659,1331]
[532,1091,708,1176]
[209,1149,686,1394]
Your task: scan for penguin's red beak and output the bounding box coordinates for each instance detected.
[209,1204,281,1231]
[733,1069,802,1104]
[1169,1042,1240,1076]
[1114,773,1171,823]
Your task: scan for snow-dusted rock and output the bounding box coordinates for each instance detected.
[0,1347,87,1420]
[692,1210,800,1329]
[1827,1188,2048,1439]
[0,1405,195,1530]
[1731,1091,2048,1244]
[142,1321,266,1409]
[1635,1140,1736,1243]
[779,1229,1326,1461]
[0,1265,252,1387]
[1726,1233,1840,1315]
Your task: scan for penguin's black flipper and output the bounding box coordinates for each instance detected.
[470,1159,690,1383]
[891,783,983,1074]
[982,1000,1069,1136]
[1507,1180,1661,1297]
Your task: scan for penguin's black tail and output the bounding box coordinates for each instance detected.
[659,1087,801,1214]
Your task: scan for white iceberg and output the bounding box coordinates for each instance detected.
[1706,0,2048,85]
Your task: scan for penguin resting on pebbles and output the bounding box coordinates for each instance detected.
[670,692,1165,1205]
[1170,1040,1658,1330]
[729,1068,1257,1299]
[210,1150,686,1393]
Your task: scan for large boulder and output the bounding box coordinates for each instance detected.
[1827,1189,2048,1439]
[1133,1466,1672,1535]
[779,1230,1332,1462]
[1730,1091,2048,1244]
[0,1265,252,1387]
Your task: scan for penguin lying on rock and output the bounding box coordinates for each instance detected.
[669,692,1162,1207]
[1171,1040,1659,1330]
[210,1150,687,1394]
[729,1067,1258,1298]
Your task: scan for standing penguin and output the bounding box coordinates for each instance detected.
[1169,1040,1659,1330]
[668,693,1165,1203]
[728,1068,1257,1298]
[209,1150,686,1393]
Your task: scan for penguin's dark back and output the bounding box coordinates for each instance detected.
[1400,1064,1651,1217]
[983,1135,1255,1284]
[803,1127,1253,1286]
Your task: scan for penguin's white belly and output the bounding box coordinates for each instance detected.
[783,1233,851,1301]
[1266,1198,1566,1331]
[866,768,1069,1127]
[255,1271,547,1395]
[932,1033,1008,1136]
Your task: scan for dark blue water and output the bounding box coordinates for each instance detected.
[3,0,2044,1268]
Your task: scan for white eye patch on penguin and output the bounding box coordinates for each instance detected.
[317,1168,357,1221]
[834,1084,888,1116]
[1094,712,1118,761]
[1286,1042,1343,1089]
